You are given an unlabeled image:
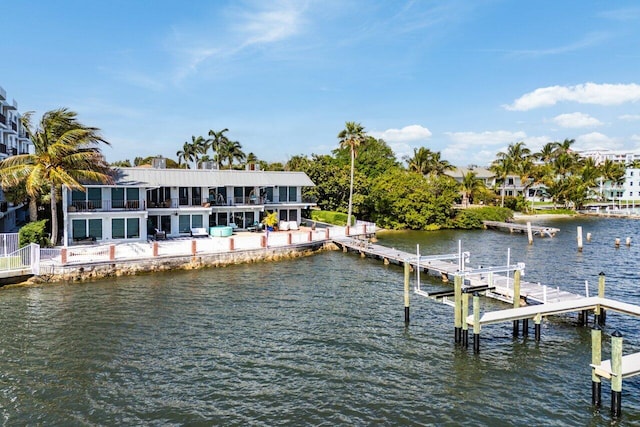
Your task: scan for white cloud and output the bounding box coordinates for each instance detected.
[619,114,640,121]
[505,83,640,111]
[631,134,640,142]
[553,112,603,128]
[445,130,526,146]
[574,132,620,151]
[370,124,432,142]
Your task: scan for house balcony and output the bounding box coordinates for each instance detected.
[0,113,6,126]
[0,143,6,154]
[68,200,146,212]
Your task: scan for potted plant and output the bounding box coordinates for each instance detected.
[262,211,278,231]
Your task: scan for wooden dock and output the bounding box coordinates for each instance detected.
[482,220,559,237]
[332,236,581,306]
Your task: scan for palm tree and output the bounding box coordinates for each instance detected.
[191,135,207,169]
[428,151,454,177]
[176,141,196,169]
[207,128,230,169]
[220,140,245,169]
[0,108,113,245]
[459,171,484,207]
[338,121,366,226]
[489,154,513,207]
[405,147,433,175]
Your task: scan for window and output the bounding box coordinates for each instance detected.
[88,188,102,209]
[72,219,86,239]
[179,215,191,233]
[111,188,125,209]
[192,187,202,205]
[126,218,139,238]
[289,209,298,222]
[265,187,274,203]
[192,215,203,228]
[279,186,287,202]
[179,187,189,205]
[112,218,125,238]
[507,178,514,186]
[88,219,102,239]
[289,187,297,202]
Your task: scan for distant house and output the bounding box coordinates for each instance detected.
[61,165,316,246]
[0,86,32,232]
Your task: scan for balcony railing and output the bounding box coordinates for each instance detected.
[68,200,146,212]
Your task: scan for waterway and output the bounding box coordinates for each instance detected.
[1,217,639,425]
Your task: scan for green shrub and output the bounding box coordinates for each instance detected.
[453,206,513,229]
[19,220,51,247]
[310,210,349,226]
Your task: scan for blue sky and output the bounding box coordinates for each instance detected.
[3,1,640,166]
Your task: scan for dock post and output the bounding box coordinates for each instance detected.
[512,269,521,337]
[577,226,583,252]
[596,272,606,326]
[473,292,480,354]
[534,313,542,342]
[611,330,623,419]
[527,222,533,245]
[454,273,462,344]
[587,232,592,242]
[462,291,469,348]
[626,236,631,246]
[404,262,410,324]
[591,324,602,408]
[522,318,529,337]
[615,237,620,248]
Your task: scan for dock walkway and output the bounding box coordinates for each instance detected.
[482,221,559,237]
[331,236,582,306]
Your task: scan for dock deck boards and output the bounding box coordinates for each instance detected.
[332,236,583,308]
[482,221,560,237]
[591,351,640,380]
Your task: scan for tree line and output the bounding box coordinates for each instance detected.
[1,108,631,245]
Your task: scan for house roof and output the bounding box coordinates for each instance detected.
[447,167,495,179]
[109,167,315,188]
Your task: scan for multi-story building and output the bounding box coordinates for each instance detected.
[0,85,32,232]
[577,149,640,201]
[61,164,316,246]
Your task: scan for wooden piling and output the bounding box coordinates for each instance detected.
[591,324,602,408]
[626,236,631,246]
[454,274,462,343]
[596,272,606,326]
[473,292,480,354]
[615,238,620,248]
[586,232,592,242]
[404,262,410,324]
[534,313,542,342]
[462,291,469,348]
[512,269,521,337]
[577,226,583,252]
[527,222,533,245]
[611,330,623,419]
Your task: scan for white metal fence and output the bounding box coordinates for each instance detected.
[0,233,19,256]
[26,223,376,271]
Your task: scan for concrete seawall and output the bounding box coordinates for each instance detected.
[21,241,339,286]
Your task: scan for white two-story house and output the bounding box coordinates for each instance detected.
[61,165,316,246]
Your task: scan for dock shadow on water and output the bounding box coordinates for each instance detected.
[1,217,639,425]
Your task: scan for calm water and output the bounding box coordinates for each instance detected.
[1,217,640,426]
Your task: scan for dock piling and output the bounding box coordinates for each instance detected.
[454,273,462,343]
[626,237,631,246]
[591,324,602,408]
[512,269,521,337]
[462,291,469,348]
[615,238,620,248]
[596,272,606,326]
[473,292,480,354]
[534,313,542,342]
[527,222,533,245]
[611,330,623,419]
[404,261,410,324]
[587,232,592,242]
[577,226,583,252]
